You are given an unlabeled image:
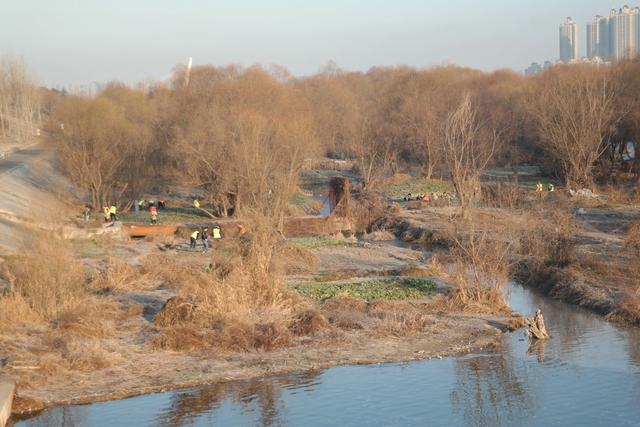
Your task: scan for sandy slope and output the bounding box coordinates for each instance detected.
[0,143,75,253]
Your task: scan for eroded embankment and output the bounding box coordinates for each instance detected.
[382,206,640,327]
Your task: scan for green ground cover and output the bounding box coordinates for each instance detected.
[293,277,437,302]
[288,236,362,249]
[118,207,209,224]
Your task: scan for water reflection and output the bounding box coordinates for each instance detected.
[527,339,547,363]
[451,339,533,427]
[154,371,321,427]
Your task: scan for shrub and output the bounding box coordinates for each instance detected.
[2,235,88,322]
[446,227,511,313]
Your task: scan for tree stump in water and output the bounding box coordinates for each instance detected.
[528,308,550,340]
[328,177,350,217]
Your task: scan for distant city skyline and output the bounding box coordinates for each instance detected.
[586,5,640,61]
[0,0,636,86]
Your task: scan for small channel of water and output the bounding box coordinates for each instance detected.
[13,284,640,426]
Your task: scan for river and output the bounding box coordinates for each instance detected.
[13,284,640,426]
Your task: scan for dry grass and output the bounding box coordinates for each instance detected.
[151,218,308,353]
[625,223,640,252]
[318,295,434,336]
[289,308,329,336]
[350,192,388,233]
[0,293,41,330]
[441,224,512,313]
[1,235,89,326]
[482,183,529,210]
[0,234,131,392]
[91,257,151,292]
[517,209,576,273]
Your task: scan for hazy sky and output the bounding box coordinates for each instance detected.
[0,0,629,86]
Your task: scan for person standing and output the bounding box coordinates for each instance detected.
[150,204,158,224]
[103,206,110,223]
[212,225,222,240]
[201,227,210,253]
[109,205,118,222]
[190,229,200,249]
[83,205,91,223]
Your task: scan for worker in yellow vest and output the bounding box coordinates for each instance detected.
[193,199,200,209]
[547,183,555,192]
[109,205,118,222]
[212,225,222,240]
[103,206,110,223]
[190,229,200,249]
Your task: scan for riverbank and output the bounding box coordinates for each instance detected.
[384,203,640,327]
[2,229,518,418]
[10,311,508,417]
[18,282,640,427]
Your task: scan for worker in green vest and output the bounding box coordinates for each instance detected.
[190,229,200,249]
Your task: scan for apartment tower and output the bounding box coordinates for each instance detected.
[559,17,579,61]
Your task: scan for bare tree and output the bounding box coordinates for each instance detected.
[173,66,319,222]
[50,94,152,208]
[531,67,622,189]
[443,94,497,218]
[0,56,40,143]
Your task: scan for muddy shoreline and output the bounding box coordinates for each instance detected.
[11,314,508,418]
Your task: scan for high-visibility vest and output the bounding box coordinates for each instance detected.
[193,200,200,208]
[110,206,117,214]
[190,231,200,239]
[212,227,221,239]
[548,184,555,192]
[103,207,109,215]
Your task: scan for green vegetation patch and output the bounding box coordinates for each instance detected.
[119,207,210,224]
[386,178,453,200]
[288,236,362,249]
[294,277,437,302]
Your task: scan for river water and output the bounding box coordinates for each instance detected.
[13,284,640,426]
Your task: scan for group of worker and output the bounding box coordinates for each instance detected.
[536,182,555,194]
[135,199,166,225]
[101,205,118,222]
[190,225,222,254]
[403,193,431,202]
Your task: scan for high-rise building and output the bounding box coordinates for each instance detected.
[586,16,603,58]
[587,6,640,61]
[559,17,579,61]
